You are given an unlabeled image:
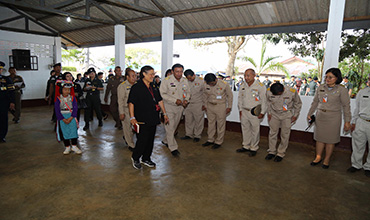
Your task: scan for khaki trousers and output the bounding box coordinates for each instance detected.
[163,104,184,151]
[184,102,204,138]
[351,119,370,170]
[123,107,135,148]
[206,103,226,145]
[268,111,292,157]
[13,91,22,120]
[110,95,121,126]
[241,108,262,151]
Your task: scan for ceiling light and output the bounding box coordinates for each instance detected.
[66,16,71,22]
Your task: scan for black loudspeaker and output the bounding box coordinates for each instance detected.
[12,49,31,70]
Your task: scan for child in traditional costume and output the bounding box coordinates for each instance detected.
[55,80,82,155]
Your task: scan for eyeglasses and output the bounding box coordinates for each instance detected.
[325,76,336,80]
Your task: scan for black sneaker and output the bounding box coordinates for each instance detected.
[142,160,156,168]
[131,158,142,170]
[212,144,221,149]
[347,166,361,173]
[236,148,250,153]
[171,150,180,157]
[162,141,168,147]
[249,150,257,157]
[365,170,370,177]
[180,136,192,140]
[0,138,6,143]
[193,138,200,142]
[265,154,275,160]
[202,141,213,147]
[83,125,89,131]
[274,156,283,162]
[98,121,103,127]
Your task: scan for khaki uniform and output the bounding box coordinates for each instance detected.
[9,75,25,121]
[238,80,267,151]
[307,84,351,144]
[267,86,302,157]
[105,76,124,127]
[160,75,190,151]
[184,76,205,138]
[351,87,370,170]
[117,81,135,148]
[204,80,233,145]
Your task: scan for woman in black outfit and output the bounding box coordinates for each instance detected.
[128,66,169,169]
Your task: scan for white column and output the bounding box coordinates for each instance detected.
[114,24,125,68]
[161,17,174,79]
[322,0,346,80]
[54,37,62,64]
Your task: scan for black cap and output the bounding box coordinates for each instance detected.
[344,76,349,79]
[53,63,61,68]
[87,67,96,74]
[251,104,262,116]
[291,75,296,78]
[313,77,318,80]
[0,61,5,69]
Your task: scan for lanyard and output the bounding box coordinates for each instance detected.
[148,85,156,103]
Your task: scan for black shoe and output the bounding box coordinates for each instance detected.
[0,138,6,143]
[274,156,283,162]
[202,141,213,147]
[265,154,275,160]
[131,158,142,170]
[171,150,180,157]
[161,141,168,147]
[236,148,250,153]
[365,170,370,177]
[212,144,221,149]
[83,126,89,131]
[180,136,192,140]
[322,164,330,169]
[118,126,123,130]
[103,114,108,120]
[128,146,134,152]
[310,160,322,166]
[98,121,103,127]
[347,166,361,173]
[193,138,200,142]
[249,150,257,157]
[141,160,156,168]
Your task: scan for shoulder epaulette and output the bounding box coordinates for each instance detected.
[120,81,126,85]
[339,84,345,87]
[267,88,270,91]
[199,77,203,80]
[165,76,170,80]
[290,88,296,93]
[221,80,227,84]
[259,82,264,87]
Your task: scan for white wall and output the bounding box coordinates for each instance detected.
[226,91,355,137]
[0,30,56,100]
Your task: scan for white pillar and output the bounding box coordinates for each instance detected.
[322,0,346,80]
[161,17,174,78]
[114,24,125,68]
[54,37,62,64]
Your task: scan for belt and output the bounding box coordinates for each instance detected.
[318,109,339,112]
[360,117,370,122]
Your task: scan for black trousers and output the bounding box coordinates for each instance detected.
[132,124,157,161]
[84,94,102,124]
[63,138,78,147]
[0,103,9,139]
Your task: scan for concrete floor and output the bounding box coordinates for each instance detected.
[0,106,369,220]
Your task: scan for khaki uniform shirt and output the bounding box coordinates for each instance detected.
[188,76,205,104]
[160,74,190,106]
[9,75,25,91]
[267,86,302,117]
[308,84,351,122]
[238,80,267,114]
[117,81,134,115]
[352,87,370,123]
[204,80,233,108]
[105,76,124,99]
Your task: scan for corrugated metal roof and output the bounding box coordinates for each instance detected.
[0,0,369,48]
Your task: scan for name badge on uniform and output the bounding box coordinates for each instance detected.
[363,96,369,98]
[216,95,222,100]
[283,100,288,111]
[1,87,7,91]
[322,94,328,103]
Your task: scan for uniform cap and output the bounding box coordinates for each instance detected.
[251,104,262,116]
[87,67,96,74]
[0,61,5,69]
[313,77,318,80]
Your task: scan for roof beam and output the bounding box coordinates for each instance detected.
[0,1,114,25]
[0,15,23,25]
[49,0,82,9]
[37,5,86,21]
[0,26,57,37]
[98,0,163,17]
[61,35,80,47]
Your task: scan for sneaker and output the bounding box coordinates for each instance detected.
[274,156,283,162]
[347,166,361,173]
[71,145,82,154]
[63,147,71,155]
[171,150,180,157]
[98,121,103,127]
[202,141,213,147]
[193,138,200,142]
[265,154,275,160]
[131,158,142,170]
[236,148,250,153]
[180,136,192,140]
[141,160,156,167]
[212,144,221,149]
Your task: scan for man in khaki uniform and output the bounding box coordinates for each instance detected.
[266,82,302,162]
[8,67,25,123]
[105,66,124,129]
[117,69,137,151]
[236,69,267,156]
[202,73,233,149]
[181,69,205,142]
[160,63,189,156]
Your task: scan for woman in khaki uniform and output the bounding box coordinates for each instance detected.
[307,68,351,169]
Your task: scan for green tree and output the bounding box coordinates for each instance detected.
[191,36,251,76]
[239,40,289,76]
[109,55,140,69]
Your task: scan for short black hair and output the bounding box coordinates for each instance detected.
[204,73,217,84]
[165,69,172,77]
[270,82,284,95]
[76,73,82,78]
[50,70,55,75]
[97,72,104,76]
[62,72,74,80]
[53,63,61,68]
[125,68,134,78]
[344,76,349,79]
[325,68,342,84]
[313,77,318,80]
[8,67,16,71]
[184,69,195,77]
[139,65,154,79]
[308,76,312,79]
[171,63,184,71]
